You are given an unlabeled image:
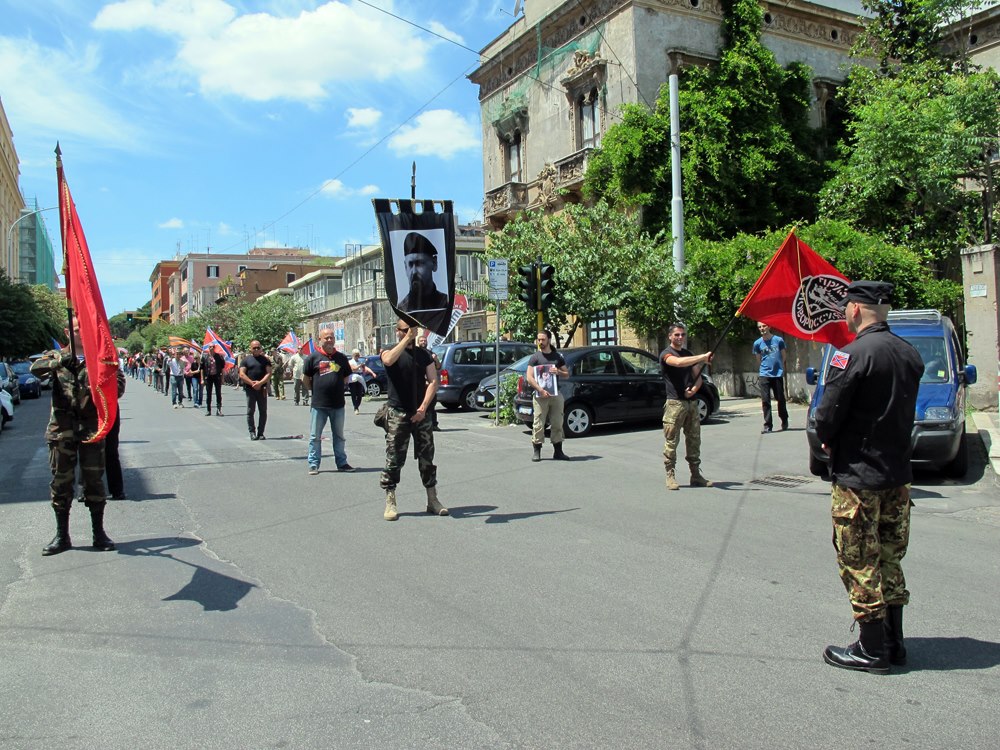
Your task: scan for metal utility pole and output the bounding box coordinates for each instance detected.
[669,74,684,275]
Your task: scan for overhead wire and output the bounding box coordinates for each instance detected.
[219,0,638,253]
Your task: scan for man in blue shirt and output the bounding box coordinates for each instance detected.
[752,323,788,434]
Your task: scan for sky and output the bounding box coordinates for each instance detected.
[1,0,519,315]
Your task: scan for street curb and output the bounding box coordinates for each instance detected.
[971,411,1000,476]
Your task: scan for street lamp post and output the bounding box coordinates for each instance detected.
[6,207,57,283]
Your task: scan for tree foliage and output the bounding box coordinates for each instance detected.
[822,65,999,271]
[585,0,827,240]
[484,201,664,345]
[677,219,960,341]
[0,271,63,356]
[856,0,976,71]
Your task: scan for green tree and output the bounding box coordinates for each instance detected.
[0,270,59,356]
[585,0,827,240]
[857,0,975,71]
[232,295,306,351]
[821,62,1000,271]
[484,201,662,345]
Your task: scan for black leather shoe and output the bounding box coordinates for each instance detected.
[42,535,72,556]
[761,427,772,434]
[109,493,127,501]
[781,421,789,431]
[257,434,266,440]
[337,464,355,472]
[823,620,890,674]
[249,434,258,441]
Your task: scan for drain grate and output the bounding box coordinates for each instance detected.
[750,474,815,488]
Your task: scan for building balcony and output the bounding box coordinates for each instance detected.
[554,148,594,192]
[484,181,529,224]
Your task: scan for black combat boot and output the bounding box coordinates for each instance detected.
[552,443,570,461]
[532,444,542,462]
[42,509,72,556]
[87,502,116,551]
[884,605,906,666]
[823,618,890,674]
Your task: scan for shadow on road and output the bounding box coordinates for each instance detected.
[446,504,579,523]
[899,636,1000,672]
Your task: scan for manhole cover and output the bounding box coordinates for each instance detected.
[750,474,815,488]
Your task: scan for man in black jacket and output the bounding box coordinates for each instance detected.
[815,281,924,674]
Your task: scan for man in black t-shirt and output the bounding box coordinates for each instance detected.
[660,323,713,491]
[379,319,447,521]
[526,329,570,462]
[239,340,271,440]
[302,328,354,475]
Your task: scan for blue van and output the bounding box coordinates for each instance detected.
[805,310,977,478]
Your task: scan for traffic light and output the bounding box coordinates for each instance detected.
[518,263,538,310]
[126,312,134,323]
[538,263,555,310]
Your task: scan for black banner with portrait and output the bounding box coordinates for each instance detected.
[373,198,456,337]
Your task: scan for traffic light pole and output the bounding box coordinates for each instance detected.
[535,255,544,334]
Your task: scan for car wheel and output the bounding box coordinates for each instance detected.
[13,391,20,406]
[942,424,969,478]
[696,393,711,424]
[462,386,477,411]
[563,402,593,438]
[442,402,461,412]
[366,381,382,398]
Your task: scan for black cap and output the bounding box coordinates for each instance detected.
[844,280,894,306]
[402,232,437,257]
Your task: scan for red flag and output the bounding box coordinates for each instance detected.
[299,337,317,355]
[203,327,236,369]
[736,231,853,348]
[56,147,119,443]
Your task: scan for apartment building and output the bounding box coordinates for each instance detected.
[0,97,24,280]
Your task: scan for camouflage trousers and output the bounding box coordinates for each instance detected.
[831,483,911,622]
[662,399,701,471]
[379,406,436,492]
[272,375,285,399]
[49,438,106,512]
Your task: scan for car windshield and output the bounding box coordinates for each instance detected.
[11,362,31,375]
[903,336,952,384]
[506,354,532,373]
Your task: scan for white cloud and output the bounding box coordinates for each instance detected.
[388,110,479,159]
[158,217,184,229]
[95,1,434,103]
[346,107,381,129]
[93,0,236,37]
[0,37,143,152]
[320,179,380,199]
[217,222,235,235]
[427,21,464,46]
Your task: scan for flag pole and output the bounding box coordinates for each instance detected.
[55,143,77,362]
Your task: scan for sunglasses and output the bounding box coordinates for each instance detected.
[396,327,410,333]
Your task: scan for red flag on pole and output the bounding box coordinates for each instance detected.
[736,230,854,348]
[56,146,119,443]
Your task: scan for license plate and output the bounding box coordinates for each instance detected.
[517,406,533,416]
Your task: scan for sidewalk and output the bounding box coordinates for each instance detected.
[971,411,1000,476]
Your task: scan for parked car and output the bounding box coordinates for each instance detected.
[10,361,41,399]
[805,309,977,478]
[0,386,13,432]
[0,362,20,406]
[512,345,720,438]
[432,341,537,411]
[474,354,533,411]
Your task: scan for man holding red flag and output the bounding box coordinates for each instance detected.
[32,316,126,555]
[33,146,123,556]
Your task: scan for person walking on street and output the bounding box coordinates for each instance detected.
[168,349,186,408]
[289,349,309,406]
[815,281,924,674]
[660,323,713,490]
[187,347,202,408]
[753,323,788,433]
[31,315,126,555]
[526,329,570,462]
[240,341,271,440]
[303,329,354,475]
[271,348,286,400]
[347,349,374,414]
[379,319,448,521]
[201,346,225,416]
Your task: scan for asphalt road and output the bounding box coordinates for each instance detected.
[1,381,998,749]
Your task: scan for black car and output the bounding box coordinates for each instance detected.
[10,361,42,399]
[512,346,720,437]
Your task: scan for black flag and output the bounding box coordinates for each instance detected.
[373,198,456,336]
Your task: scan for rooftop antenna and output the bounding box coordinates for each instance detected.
[514,0,523,16]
